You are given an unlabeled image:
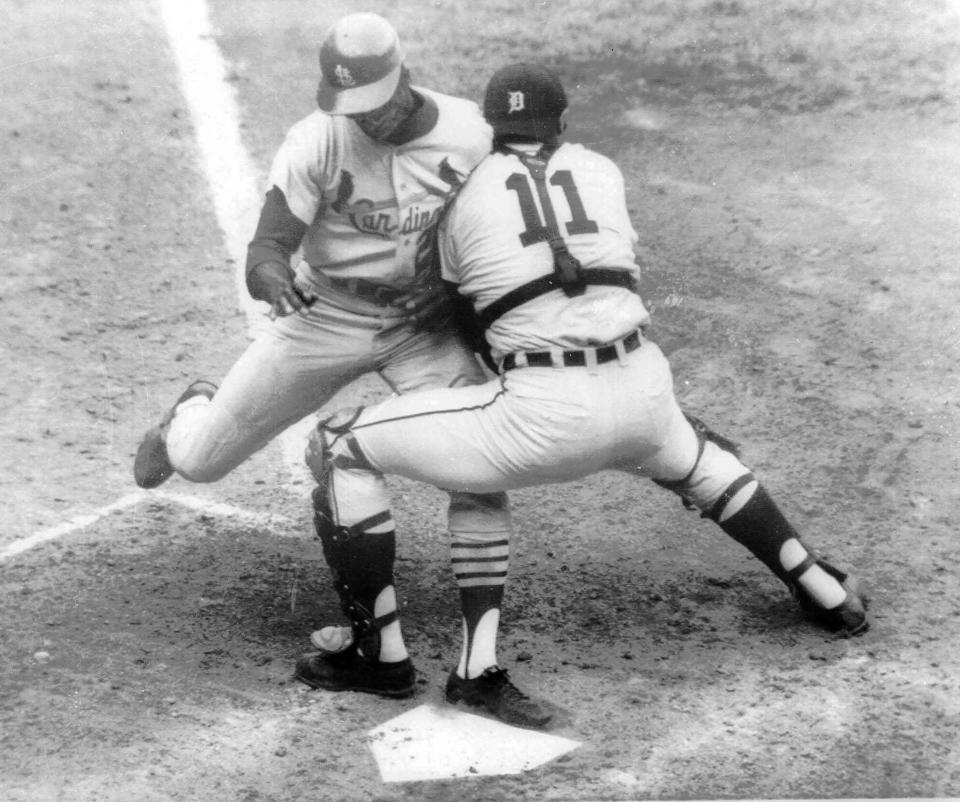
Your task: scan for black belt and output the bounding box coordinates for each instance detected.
[325,275,413,305]
[500,329,643,372]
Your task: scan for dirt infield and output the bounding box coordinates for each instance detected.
[3,1,959,799]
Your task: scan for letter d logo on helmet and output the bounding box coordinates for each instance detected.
[483,62,567,139]
[316,13,405,115]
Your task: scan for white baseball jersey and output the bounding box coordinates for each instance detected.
[269,87,491,288]
[438,142,650,361]
[328,138,699,497]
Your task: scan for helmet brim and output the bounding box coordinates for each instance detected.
[488,117,560,140]
[317,63,402,115]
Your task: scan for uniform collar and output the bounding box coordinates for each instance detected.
[381,90,439,146]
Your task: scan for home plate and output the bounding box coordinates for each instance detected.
[367,704,580,782]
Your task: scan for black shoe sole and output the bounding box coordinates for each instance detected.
[294,654,416,698]
[296,673,415,698]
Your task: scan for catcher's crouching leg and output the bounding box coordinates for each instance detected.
[657,416,869,636]
[294,408,416,698]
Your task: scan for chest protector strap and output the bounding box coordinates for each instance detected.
[479,269,636,328]
[479,145,636,329]
[519,148,587,296]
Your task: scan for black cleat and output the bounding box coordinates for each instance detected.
[133,380,217,489]
[445,666,553,730]
[295,645,416,699]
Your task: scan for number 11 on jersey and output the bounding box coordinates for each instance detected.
[505,169,599,247]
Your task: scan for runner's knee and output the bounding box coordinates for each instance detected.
[166,402,240,483]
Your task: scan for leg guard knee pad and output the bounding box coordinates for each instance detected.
[305,406,373,485]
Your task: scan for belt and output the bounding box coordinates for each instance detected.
[324,275,413,305]
[500,329,643,372]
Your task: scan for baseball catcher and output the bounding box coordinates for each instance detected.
[297,62,869,728]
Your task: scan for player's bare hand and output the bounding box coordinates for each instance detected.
[249,261,318,318]
[270,283,318,319]
[403,291,453,332]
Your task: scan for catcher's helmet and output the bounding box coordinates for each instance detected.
[483,63,567,140]
[316,13,404,115]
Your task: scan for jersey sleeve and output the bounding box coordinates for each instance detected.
[266,114,335,226]
[459,104,494,173]
[437,202,462,284]
[602,153,639,248]
[435,104,491,286]
[245,186,308,277]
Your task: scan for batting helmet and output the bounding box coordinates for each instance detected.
[483,63,567,140]
[316,13,405,115]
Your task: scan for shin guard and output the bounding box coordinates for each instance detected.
[312,487,396,660]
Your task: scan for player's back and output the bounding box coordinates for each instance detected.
[440,142,649,358]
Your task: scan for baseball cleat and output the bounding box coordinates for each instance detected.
[133,380,217,489]
[294,645,416,698]
[445,666,553,730]
[796,572,870,637]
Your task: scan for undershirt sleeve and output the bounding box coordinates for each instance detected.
[245,186,308,279]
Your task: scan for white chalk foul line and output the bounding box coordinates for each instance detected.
[156,0,264,324]
[156,0,314,486]
[150,490,297,530]
[0,492,147,562]
[0,491,301,563]
[7,1,312,563]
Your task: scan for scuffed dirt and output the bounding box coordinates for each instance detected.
[2,1,959,800]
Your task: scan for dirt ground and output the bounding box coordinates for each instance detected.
[2,1,959,800]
